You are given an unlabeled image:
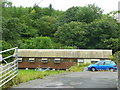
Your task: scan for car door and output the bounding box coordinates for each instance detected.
[103,61,111,70]
[96,61,105,70]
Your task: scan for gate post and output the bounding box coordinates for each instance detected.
[118,1,120,90]
[0,54,2,88]
[118,52,120,90]
[15,47,18,74]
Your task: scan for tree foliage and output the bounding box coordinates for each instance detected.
[2,17,21,45]
[34,16,56,37]
[1,1,120,53]
[55,15,119,50]
[19,37,53,49]
[87,15,118,49]
[55,21,89,48]
[58,4,103,25]
[75,4,103,23]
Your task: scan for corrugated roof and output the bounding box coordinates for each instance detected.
[14,49,112,58]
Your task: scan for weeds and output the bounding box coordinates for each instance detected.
[2,64,89,89]
[69,63,90,72]
[2,69,66,89]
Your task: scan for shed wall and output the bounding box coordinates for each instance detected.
[16,49,112,69]
[16,49,112,59]
[84,59,91,64]
[18,58,77,69]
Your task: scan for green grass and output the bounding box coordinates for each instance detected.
[3,63,114,89]
[2,64,90,89]
[68,63,90,72]
[2,69,67,88]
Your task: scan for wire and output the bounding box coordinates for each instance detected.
[36,0,44,6]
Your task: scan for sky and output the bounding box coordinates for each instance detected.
[8,0,120,14]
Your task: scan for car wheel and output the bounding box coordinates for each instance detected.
[91,67,96,72]
[109,68,114,72]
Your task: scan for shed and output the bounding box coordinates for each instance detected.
[14,49,112,69]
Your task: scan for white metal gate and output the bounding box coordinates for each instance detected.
[0,47,18,87]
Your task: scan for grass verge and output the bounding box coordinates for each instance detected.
[2,64,90,89]
[68,63,90,72]
[2,69,67,89]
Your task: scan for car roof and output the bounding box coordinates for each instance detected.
[99,60,112,62]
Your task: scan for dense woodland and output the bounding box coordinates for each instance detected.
[1,2,120,53]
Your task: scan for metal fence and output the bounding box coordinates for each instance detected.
[0,47,18,87]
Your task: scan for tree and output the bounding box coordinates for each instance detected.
[62,6,79,23]
[2,3,119,52]
[87,15,119,50]
[2,1,12,8]
[54,21,89,48]
[20,37,53,49]
[110,51,120,64]
[34,16,56,37]
[58,4,103,25]
[48,4,53,10]
[0,40,12,50]
[19,19,38,38]
[75,4,103,23]
[2,17,21,46]
[104,38,119,52]
[0,40,14,63]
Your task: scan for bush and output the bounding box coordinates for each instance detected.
[110,51,120,64]
[63,46,77,49]
[20,37,53,49]
[69,63,90,72]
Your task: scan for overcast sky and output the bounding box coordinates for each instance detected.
[9,0,120,14]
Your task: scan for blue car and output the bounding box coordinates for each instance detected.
[88,60,117,71]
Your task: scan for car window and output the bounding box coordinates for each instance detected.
[105,62,111,65]
[110,61,116,64]
[97,62,104,65]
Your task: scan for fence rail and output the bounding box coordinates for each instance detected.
[0,47,18,87]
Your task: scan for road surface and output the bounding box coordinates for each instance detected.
[12,72,118,89]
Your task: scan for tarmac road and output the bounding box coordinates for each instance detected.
[12,72,118,89]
